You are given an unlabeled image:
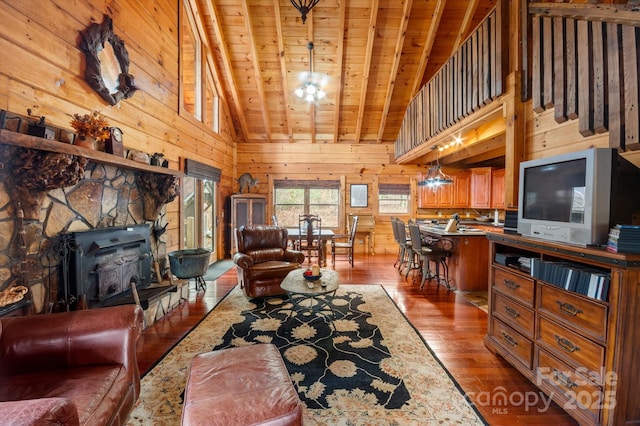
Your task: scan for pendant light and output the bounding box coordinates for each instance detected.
[418,145,453,188]
[294,42,326,103]
[290,0,320,24]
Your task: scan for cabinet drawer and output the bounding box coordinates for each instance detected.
[490,317,533,369]
[538,283,607,343]
[537,317,605,381]
[537,348,602,423]
[493,266,534,306]
[492,292,534,338]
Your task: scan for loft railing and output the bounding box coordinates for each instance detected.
[395,6,506,159]
[527,3,640,151]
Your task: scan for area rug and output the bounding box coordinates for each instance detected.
[127,285,486,425]
[202,259,234,281]
[456,290,489,313]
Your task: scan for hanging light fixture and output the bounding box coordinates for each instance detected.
[418,145,453,189]
[295,42,326,103]
[290,0,320,24]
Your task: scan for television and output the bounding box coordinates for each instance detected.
[517,148,640,246]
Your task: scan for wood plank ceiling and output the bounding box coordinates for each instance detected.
[197,0,496,148]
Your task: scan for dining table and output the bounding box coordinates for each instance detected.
[286,228,335,266]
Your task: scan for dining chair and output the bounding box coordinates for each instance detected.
[298,214,322,265]
[331,215,359,267]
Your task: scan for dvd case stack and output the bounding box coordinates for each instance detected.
[530,258,610,302]
[606,224,640,254]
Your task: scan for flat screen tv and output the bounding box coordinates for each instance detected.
[517,148,640,246]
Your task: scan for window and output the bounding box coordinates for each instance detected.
[183,159,221,259]
[379,184,410,214]
[274,180,340,228]
[180,1,220,131]
[180,1,201,120]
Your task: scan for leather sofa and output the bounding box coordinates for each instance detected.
[0,304,144,426]
[233,225,305,299]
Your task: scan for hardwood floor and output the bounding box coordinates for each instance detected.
[136,253,577,425]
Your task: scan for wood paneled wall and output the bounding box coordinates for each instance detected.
[0,0,235,257]
[236,143,425,255]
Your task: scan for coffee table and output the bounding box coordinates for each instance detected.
[280,268,339,330]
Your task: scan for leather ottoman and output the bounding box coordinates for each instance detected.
[181,344,303,426]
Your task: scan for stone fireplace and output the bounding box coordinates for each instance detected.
[0,130,180,315]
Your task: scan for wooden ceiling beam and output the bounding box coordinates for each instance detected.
[410,0,447,98]
[203,1,250,142]
[332,0,346,144]
[354,0,380,144]
[274,0,293,143]
[242,2,272,142]
[377,0,414,144]
[452,0,480,51]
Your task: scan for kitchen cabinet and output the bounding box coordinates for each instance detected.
[471,167,492,208]
[490,169,505,209]
[453,171,470,208]
[418,171,465,209]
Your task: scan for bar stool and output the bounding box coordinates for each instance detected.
[408,224,453,290]
[394,218,414,276]
[425,236,454,290]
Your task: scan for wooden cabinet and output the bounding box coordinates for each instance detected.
[490,169,505,209]
[453,171,470,208]
[485,233,640,426]
[418,171,467,209]
[471,168,505,209]
[228,194,266,253]
[471,168,492,208]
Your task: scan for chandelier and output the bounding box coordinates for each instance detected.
[290,0,320,24]
[294,42,326,103]
[418,146,453,188]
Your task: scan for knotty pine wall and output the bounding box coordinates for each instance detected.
[0,1,235,258]
[236,142,425,256]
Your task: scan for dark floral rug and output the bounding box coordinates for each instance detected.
[211,289,411,410]
[128,284,486,425]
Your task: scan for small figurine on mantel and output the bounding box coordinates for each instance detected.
[237,173,259,193]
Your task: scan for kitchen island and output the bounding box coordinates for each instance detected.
[418,223,497,292]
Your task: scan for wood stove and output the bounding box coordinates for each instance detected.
[60,224,153,310]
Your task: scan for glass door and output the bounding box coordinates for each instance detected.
[183,176,217,261]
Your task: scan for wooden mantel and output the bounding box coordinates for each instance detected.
[0,129,183,177]
[0,128,182,220]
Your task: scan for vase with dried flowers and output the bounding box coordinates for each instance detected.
[70,111,110,150]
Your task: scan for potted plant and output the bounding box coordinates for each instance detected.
[70,111,110,150]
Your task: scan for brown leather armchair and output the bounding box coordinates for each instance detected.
[0,304,144,426]
[233,225,305,299]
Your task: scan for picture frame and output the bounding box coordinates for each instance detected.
[350,184,368,208]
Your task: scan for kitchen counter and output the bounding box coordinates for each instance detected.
[418,224,487,236]
[417,222,490,292]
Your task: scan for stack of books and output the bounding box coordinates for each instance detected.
[530,259,610,302]
[606,224,640,254]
